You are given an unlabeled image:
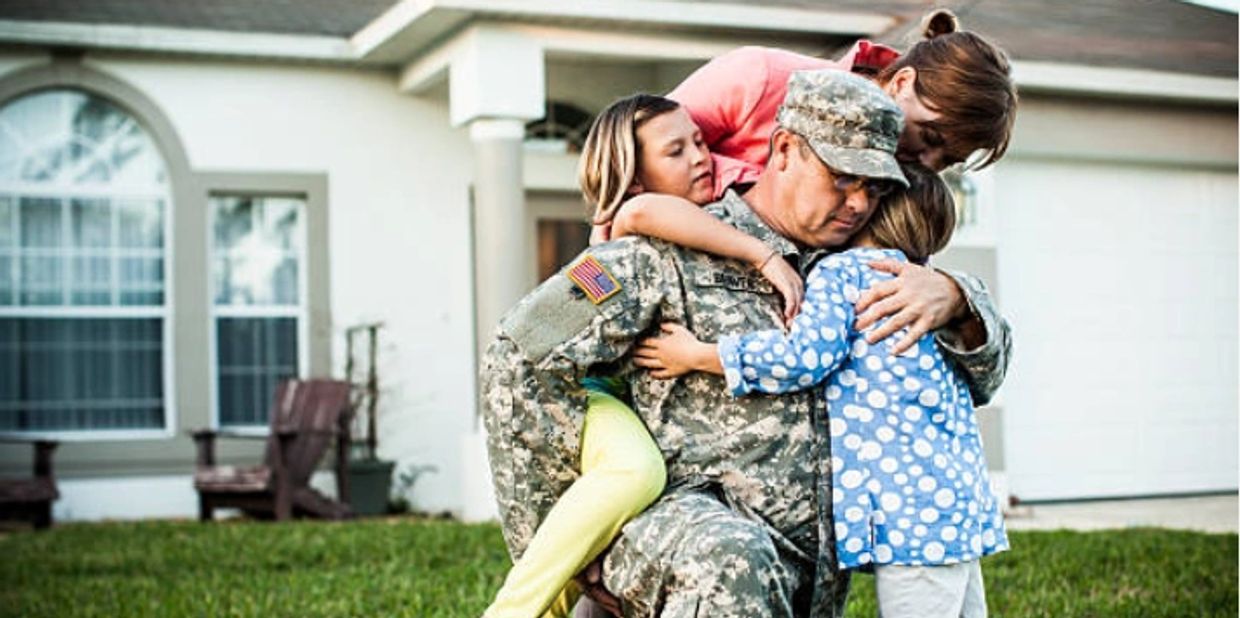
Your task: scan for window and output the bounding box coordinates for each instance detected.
[210,195,307,428]
[525,101,593,154]
[0,89,170,433]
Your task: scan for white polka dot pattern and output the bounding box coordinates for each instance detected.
[716,248,1009,569]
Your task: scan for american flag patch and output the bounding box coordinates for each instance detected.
[567,255,621,304]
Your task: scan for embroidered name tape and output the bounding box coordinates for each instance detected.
[567,254,621,304]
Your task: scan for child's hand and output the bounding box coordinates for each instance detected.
[757,253,804,327]
[633,323,715,379]
[589,222,612,246]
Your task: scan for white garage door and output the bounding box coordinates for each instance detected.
[996,159,1237,501]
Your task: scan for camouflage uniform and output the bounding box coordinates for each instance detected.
[481,70,1011,617]
[482,199,1010,618]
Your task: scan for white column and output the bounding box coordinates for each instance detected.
[448,25,546,522]
[460,118,526,523]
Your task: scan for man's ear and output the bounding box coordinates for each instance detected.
[626,178,645,196]
[770,129,795,172]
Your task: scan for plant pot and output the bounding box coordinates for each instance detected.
[347,458,395,516]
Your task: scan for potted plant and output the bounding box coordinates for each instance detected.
[344,322,396,516]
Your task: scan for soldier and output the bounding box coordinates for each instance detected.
[481,69,1009,617]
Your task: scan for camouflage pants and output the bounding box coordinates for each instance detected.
[601,489,813,618]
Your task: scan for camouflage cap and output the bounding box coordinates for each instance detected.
[776,69,908,187]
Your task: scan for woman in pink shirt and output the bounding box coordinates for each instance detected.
[665,9,1018,358]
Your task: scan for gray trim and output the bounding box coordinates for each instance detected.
[0,60,332,479]
[197,170,333,380]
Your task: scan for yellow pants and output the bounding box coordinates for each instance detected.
[484,390,667,618]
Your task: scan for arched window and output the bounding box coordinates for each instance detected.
[0,89,170,432]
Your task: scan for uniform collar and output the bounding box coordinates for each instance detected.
[717,189,801,261]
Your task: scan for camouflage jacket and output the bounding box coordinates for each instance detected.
[481,190,1010,613]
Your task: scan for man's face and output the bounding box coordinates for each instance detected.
[777,133,884,249]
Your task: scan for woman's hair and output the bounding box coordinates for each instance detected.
[878,9,1018,170]
[863,162,956,264]
[578,94,682,225]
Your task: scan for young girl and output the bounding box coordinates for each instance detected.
[633,164,1009,618]
[483,93,803,618]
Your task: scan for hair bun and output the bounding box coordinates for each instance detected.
[922,9,959,39]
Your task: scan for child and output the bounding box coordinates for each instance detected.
[633,163,1009,618]
[483,93,804,618]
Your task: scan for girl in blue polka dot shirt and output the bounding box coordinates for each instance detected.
[637,163,1008,618]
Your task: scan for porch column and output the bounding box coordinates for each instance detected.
[448,25,545,522]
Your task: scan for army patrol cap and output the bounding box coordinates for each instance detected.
[776,69,908,187]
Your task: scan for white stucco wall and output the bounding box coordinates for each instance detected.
[64,53,478,516]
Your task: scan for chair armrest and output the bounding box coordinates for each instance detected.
[0,437,60,479]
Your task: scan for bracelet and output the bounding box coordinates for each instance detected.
[757,249,779,271]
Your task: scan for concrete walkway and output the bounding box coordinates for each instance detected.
[1005,495,1238,534]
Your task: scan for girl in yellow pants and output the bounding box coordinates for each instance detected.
[483,94,802,618]
[486,386,665,617]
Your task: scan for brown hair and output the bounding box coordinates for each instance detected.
[862,162,956,264]
[878,9,1018,170]
[578,94,682,225]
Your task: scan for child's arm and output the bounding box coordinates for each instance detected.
[635,257,856,397]
[613,193,803,323]
[633,322,722,379]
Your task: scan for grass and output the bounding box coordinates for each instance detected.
[0,519,1234,617]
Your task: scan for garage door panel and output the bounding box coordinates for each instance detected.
[997,160,1237,500]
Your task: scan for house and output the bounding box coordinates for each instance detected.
[0,0,1234,521]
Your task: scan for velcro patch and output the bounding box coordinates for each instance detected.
[567,254,621,304]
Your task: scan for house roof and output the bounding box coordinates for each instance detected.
[831,0,1238,79]
[0,0,396,37]
[0,0,1234,77]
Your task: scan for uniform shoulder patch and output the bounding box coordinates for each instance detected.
[567,254,622,304]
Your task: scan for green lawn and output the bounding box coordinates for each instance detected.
[1,519,1235,617]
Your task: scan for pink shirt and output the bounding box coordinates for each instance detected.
[673,41,901,198]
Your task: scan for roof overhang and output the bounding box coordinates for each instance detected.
[353,0,893,63]
[0,19,355,61]
[1014,61,1238,105]
[0,1,1233,105]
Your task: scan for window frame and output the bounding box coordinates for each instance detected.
[0,87,177,441]
[206,191,311,433]
[198,173,329,436]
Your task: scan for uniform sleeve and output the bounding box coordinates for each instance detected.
[481,238,675,559]
[933,269,1012,407]
[668,46,771,148]
[718,257,854,397]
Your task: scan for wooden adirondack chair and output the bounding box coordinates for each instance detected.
[0,438,59,529]
[192,379,354,521]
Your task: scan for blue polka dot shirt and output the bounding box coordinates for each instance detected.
[718,248,1009,569]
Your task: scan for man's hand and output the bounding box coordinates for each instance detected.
[574,558,622,617]
[854,260,970,355]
